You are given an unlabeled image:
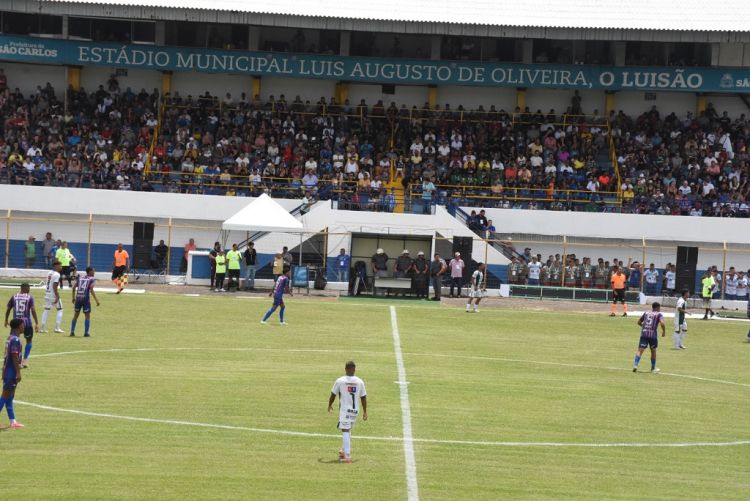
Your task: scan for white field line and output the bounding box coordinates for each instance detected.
[390,305,419,501]
[14,400,750,448]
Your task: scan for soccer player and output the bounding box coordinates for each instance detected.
[746,295,750,343]
[328,360,367,463]
[260,265,292,325]
[466,262,486,313]
[633,302,666,373]
[610,266,628,317]
[40,261,64,333]
[112,243,129,294]
[674,289,689,350]
[4,283,38,368]
[0,318,25,429]
[70,267,100,337]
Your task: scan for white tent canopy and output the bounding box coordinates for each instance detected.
[221,194,303,233]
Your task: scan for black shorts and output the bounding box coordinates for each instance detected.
[613,289,625,303]
[61,265,71,277]
[228,269,240,279]
[112,265,126,280]
[23,325,34,340]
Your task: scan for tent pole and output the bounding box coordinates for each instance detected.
[299,232,303,266]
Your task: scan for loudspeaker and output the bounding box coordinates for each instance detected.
[381,84,395,95]
[452,237,473,277]
[675,246,698,292]
[133,222,154,241]
[132,222,155,269]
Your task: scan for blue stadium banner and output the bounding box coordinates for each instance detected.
[2,34,750,93]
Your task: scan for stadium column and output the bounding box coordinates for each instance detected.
[696,94,707,115]
[516,88,526,110]
[335,82,349,106]
[428,85,438,109]
[605,91,615,115]
[161,71,172,98]
[67,66,81,91]
[252,77,262,101]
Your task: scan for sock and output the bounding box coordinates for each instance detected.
[84,319,90,335]
[279,306,285,323]
[634,354,641,367]
[55,309,63,329]
[24,342,32,360]
[466,303,471,311]
[623,303,628,313]
[71,319,77,334]
[342,431,351,456]
[262,308,274,322]
[611,303,616,313]
[41,309,49,329]
[0,395,5,413]
[6,397,14,421]
[651,357,656,370]
[673,332,680,348]
[680,332,685,346]
[473,304,478,310]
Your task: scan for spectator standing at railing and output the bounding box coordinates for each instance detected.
[725,267,738,300]
[41,233,55,268]
[594,258,608,289]
[579,257,594,288]
[182,238,196,274]
[448,252,465,298]
[23,236,36,269]
[736,271,748,302]
[526,256,542,286]
[644,264,660,296]
[422,177,435,214]
[243,242,257,291]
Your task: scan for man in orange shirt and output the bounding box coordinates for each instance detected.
[112,243,130,294]
[610,266,627,317]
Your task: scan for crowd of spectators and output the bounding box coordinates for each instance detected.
[1,69,748,217]
[504,248,749,298]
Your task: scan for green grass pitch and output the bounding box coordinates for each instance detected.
[3,291,749,500]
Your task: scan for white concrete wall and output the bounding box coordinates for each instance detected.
[348,83,428,108]
[437,86,516,110]
[526,88,606,114]
[1,62,65,96]
[260,76,334,102]
[80,66,161,95]
[614,91,695,116]
[0,185,299,220]
[171,72,252,101]
[475,207,750,270]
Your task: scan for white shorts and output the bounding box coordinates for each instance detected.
[470,289,484,298]
[674,319,687,333]
[44,296,63,310]
[338,409,359,430]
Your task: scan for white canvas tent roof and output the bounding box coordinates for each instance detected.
[221,194,303,233]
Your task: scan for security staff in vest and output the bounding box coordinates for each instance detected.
[225,244,242,292]
[430,253,447,301]
[214,248,227,292]
[413,251,429,299]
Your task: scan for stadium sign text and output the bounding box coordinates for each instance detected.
[1,35,748,93]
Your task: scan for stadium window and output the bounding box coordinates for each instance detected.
[92,18,132,43]
[441,36,482,61]
[487,38,520,63]
[206,23,247,50]
[626,41,666,66]
[583,41,612,65]
[2,11,37,35]
[668,42,710,67]
[532,39,575,64]
[132,21,156,44]
[69,16,92,40]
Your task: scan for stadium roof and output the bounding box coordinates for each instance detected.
[43,0,750,32]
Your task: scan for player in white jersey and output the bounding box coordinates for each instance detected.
[674,289,689,349]
[40,261,64,333]
[724,267,737,300]
[328,361,367,463]
[466,262,486,313]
